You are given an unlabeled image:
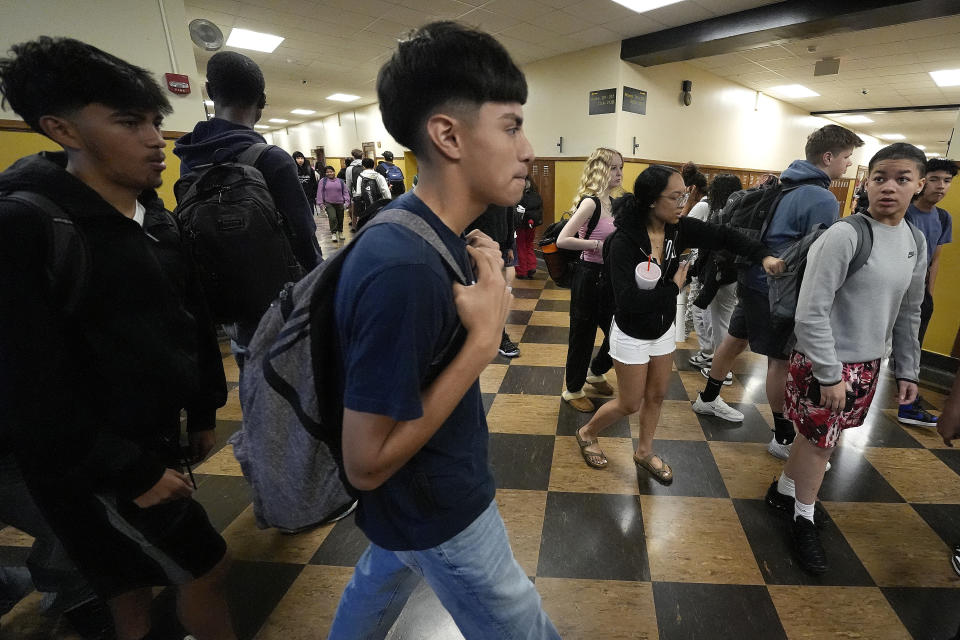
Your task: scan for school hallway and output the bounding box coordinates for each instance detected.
[2,220,959,639]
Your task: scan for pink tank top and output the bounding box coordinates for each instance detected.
[579,215,615,264]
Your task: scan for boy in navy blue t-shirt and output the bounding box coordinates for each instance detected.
[328,22,559,639]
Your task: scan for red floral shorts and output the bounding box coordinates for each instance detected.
[784,351,881,449]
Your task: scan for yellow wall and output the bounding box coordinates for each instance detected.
[1,129,184,206]
[925,184,960,356]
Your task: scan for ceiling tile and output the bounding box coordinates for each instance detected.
[561,1,636,25]
[642,1,716,28]
[481,0,554,23]
[457,8,521,33]
[395,0,474,20]
[498,23,560,45]
[601,13,665,38]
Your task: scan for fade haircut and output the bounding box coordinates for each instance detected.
[925,158,958,177]
[805,124,864,164]
[0,36,171,136]
[376,21,527,157]
[206,51,265,109]
[867,142,927,175]
[361,157,374,169]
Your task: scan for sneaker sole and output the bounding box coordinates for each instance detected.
[898,417,938,427]
[767,441,791,461]
[693,405,744,422]
[498,349,520,358]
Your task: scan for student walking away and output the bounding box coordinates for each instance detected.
[573,165,782,483]
[515,176,543,279]
[318,164,350,243]
[556,148,623,412]
[0,37,234,639]
[344,149,364,227]
[292,150,319,205]
[175,50,320,353]
[693,125,864,465]
[327,21,559,639]
[466,203,521,357]
[352,157,392,229]
[898,157,955,427]
[375,150,406,197]
[690,174,743,372]
[768,143,927,575]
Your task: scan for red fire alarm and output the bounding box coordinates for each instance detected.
[164,73,191,95]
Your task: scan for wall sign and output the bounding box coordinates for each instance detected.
[589,88,617,115]
[164,73,191,95]
[622,86,647,115]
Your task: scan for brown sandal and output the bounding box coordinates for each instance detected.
[634,453,673,485]
[576,429,608,469]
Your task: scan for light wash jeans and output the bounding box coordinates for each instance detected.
[328,500,559,640]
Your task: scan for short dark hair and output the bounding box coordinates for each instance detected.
[925,158,958,176]
[292,151,305,160]
[708,174,743,215]
[867,142,927,175]
[615,165,679,229]
[805,124,864,164]
[0,36,171,135]
[377,21,527,157]
[324,165,335,172]
[351,148,363,159]
[361,157,374,169]
[206,51,265,109]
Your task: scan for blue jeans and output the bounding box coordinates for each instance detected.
[328,500,559,640]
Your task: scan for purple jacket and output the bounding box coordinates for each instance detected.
[318,177,350,205]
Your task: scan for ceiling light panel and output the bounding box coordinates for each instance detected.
[878,133,905,140]
[768,84,820,98]
[327,93,360,102]
[268,118,289,123]
[838,115,873,124]
[254,125,270,129]
[929,69,960,87]
[203,100,214,106]
[225,28,284,53]
[610,0,684,12]
[291,109,316,115]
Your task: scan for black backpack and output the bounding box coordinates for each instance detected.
[173,143,303,325]
[726,178,822,265]
[538,196,602,288]
[354,175,380,217]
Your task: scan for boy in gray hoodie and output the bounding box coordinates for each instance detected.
[770,143,927,575]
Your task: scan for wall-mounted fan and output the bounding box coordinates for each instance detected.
[189,19,224,51]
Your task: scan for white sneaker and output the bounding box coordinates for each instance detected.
[766,437,830,471]
[700,367,733,385]
[692,394,744,422]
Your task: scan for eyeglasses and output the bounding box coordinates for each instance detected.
[659,193,690,206]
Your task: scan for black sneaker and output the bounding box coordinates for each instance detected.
[952,544,960,577]
[898,397,939,427]
[499,335,520,358]
[792,515,828,574]
[765,481,829,528]
[63,597,116,640]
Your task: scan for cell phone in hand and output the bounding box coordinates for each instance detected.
[807,380,855,412]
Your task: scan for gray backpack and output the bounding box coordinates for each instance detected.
[230,209,468,532]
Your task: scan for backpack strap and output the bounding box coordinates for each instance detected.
[904,218,926,267]
[840,213,874,278]
[2,190,88,316]
[235,142,274,169]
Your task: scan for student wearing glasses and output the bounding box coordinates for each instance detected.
[574,165,783,483]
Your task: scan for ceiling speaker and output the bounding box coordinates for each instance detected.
[189,19,224,52]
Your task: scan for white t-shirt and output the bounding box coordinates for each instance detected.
[133,201,146,227]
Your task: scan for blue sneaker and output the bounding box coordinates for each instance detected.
[898,398,939,427]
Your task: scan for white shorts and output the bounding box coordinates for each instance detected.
[609,319,676,365]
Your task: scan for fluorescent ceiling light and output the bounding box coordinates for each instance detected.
[916,145,926,150]
[878,133,905,140]
[291,108,315,115]
[768,84,820,98]
[610,0,683,12]
[326,93,360,102]
[203,100,214,106]
[926,152,940,157]
[268,118,288,123]
[225,28,284,53]
[254,125,270,129]
[929,69,960,87]
[838,115,872,124]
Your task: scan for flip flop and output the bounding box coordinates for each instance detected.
[576,429,608,469]
[634,453,673,485]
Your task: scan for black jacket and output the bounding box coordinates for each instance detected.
[0,153,227,499]
[466,204,514,249]
[608,197,771,340]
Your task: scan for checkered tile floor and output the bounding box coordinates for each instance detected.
[3,233,959,638]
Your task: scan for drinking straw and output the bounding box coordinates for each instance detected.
[647,255,651,271]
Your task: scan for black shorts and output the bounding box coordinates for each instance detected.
[727,286,794,360]
[26,480,226,599]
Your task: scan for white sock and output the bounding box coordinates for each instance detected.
[794,499,815,524]
[586,373,606,384]
[777,472,795,498]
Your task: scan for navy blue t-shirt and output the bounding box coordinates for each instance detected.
[334,192,495,551]
[905,203,952,266]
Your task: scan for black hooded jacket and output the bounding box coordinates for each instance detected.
[0,153,226,499]
[607,195,772,340]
